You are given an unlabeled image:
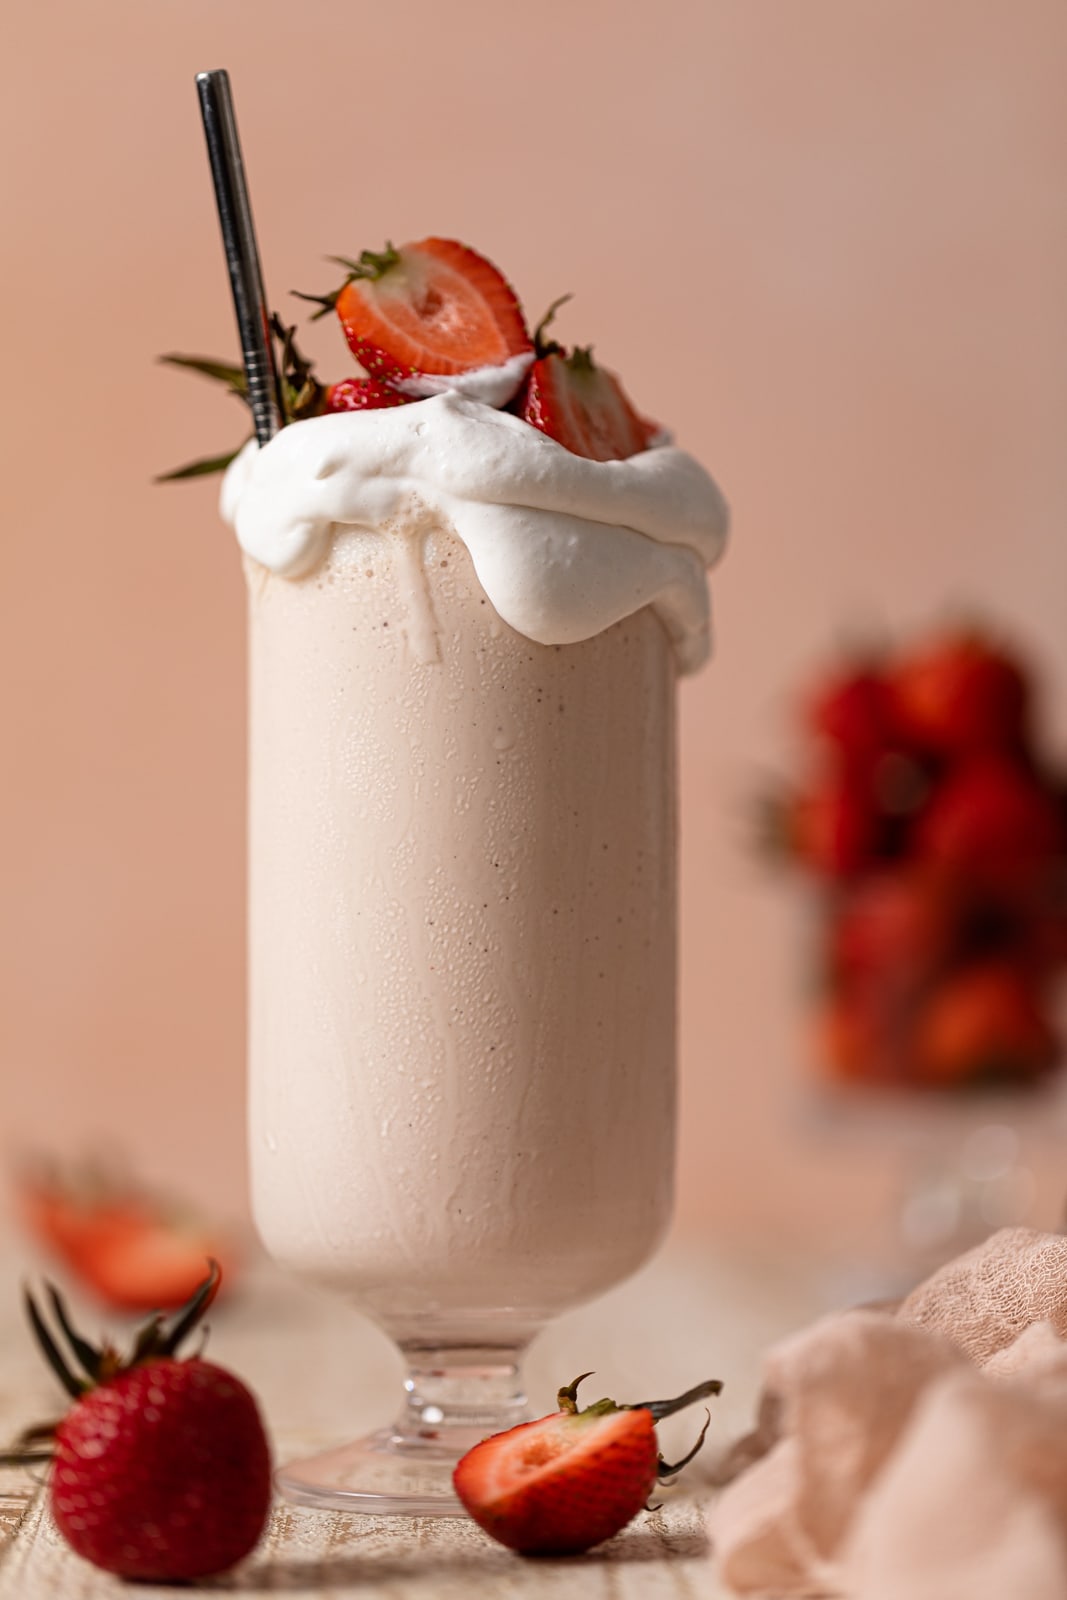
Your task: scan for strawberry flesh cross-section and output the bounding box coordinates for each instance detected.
[315,238,533,387]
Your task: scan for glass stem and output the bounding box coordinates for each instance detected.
[394,1342,530,1446]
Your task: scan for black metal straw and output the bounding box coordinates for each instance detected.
[195,70,283,446]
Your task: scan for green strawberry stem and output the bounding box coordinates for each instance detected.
[532,294,573,358]
[556,1372,722,1421]
[556,1372,595,1413]
[24,1290,84,1398]
[159,1263,221,1356]
[329,245,401,280]
[566,346,597,376]
[293,243,402,321]
[5,1265,222,1468]
[657,1409,714,1481]
[0,1448,55,1466]
[45,1284,102,1383]
[23,1260,221,1405]
[554,1372,723,1489]
[631,1378,724,1421]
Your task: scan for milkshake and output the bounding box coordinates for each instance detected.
[249,531,675,1344]
[229,391,726,1355]
[206,235,727,1509]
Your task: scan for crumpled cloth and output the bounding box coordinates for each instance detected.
[708,1228,1067,1599]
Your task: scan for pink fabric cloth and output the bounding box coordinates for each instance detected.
[709,1228,1067,1598]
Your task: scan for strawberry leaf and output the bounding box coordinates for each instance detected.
[24,1289,85,1399]
[657,1409,713,1481]
[159,1260,221,1357]
[532,294,573,358]
[155,446,246,483]
[630,1378,723,1421]
[46,1284,102,1383]
[158,354,248,395]
[293,243,401,322]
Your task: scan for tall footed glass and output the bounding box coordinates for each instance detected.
[247,522,679,1513]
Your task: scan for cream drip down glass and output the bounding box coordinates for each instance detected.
[226,393,728,1512]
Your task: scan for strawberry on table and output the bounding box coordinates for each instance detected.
[453,1372,721,1556]
[300,238,533,400]
[8,1265,271,1582]
[15,1158,235,1312]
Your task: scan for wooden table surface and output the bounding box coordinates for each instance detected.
[0,1240,825,1598]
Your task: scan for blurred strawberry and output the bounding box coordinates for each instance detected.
[807,662,893,770]
[830,870,954,987]
[786,778,882,879]
[915,757,1066,885]
[888,631,1030,758]
[1026,899,1067,976]
[913,962,1058,1086]
[16,1161,234,1313]
[815,991,884,1084]
[17,1171,143,1265]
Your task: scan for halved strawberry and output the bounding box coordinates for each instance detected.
[299,239,532,394]
[74,1217,232,1315]
[453,1373,720,1556]
[519,348,652,462]
[16,1160,234,1313]
[324,376,415,413]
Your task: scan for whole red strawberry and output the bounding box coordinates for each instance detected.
[453,1373,720,1556]
[19,1266,271,1581]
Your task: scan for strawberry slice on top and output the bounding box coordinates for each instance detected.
[517,294,659,462]
[521,347,656,462]
[324,376,415,413]
[301,239,532,395]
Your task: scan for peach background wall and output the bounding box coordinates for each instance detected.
[3,1,1066,1250]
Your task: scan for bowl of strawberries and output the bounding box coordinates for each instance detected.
[765,624,1067,1096]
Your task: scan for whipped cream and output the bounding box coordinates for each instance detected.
[392,350,534,407]
[222,392,728,673]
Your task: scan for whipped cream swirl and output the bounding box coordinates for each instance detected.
[222,392,728,673]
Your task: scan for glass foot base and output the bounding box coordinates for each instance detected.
[276,1426,494,1516]
[277,1340,531,1515]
